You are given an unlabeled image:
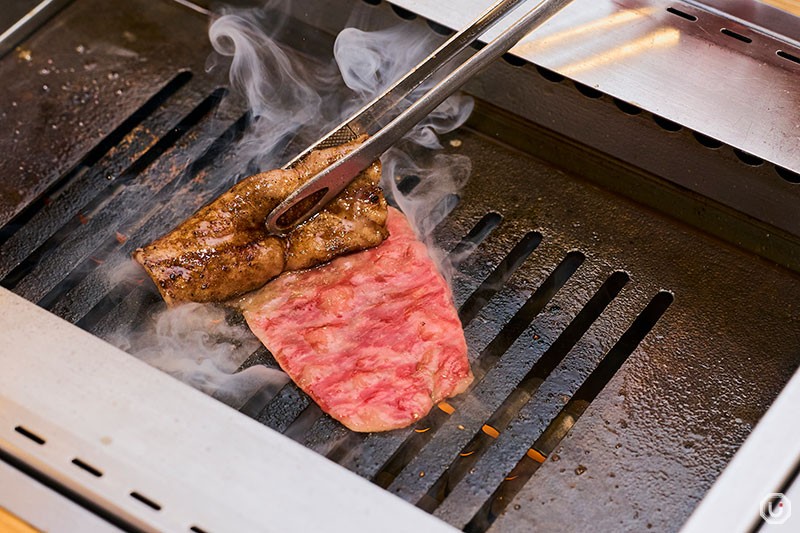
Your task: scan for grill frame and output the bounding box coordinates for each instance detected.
[1,0,800,532]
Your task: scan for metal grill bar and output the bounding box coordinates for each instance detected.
[417,271,630,512]
[5,89,228,303]
[46,113,251,325]
[463,290,675,532]
[374,251,585,488]
[0,72,193,277]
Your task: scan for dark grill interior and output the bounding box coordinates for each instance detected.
[2,0,800,532]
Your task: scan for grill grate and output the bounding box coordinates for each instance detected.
[417,270,632,514]
[2,1,800,531]
[463,290,674,532]
[5,86,228,303]
[0,72,193,275]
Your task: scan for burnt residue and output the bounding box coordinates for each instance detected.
[0,0,222,227]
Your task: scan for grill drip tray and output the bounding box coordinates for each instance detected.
[0,0,799,532]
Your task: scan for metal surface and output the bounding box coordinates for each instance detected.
[0,459,121,533]
[308,126,798,532]
[295,0,800,266]
[0,0,74,57]
[0,287,457,533]
[267,0,574,233]
[0,0,229,228]
[688,0,800,44]
[681,365,800,533]
[0,0,799,532]
[385,0,800,178]
[283,0,529,165]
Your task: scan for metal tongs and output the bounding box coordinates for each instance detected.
[266,0,574,235]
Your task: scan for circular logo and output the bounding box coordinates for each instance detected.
[761,493,792,525]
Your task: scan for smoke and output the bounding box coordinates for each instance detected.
[111,302,289,408]
[207,4,342,171]
[333,22,474,245]
[118,2,473,408]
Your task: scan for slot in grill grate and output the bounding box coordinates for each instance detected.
[464,291,674,532]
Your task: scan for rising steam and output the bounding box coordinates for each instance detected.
[111,303,289,409]
[207,5,341,171]
[333,21,474,244]
[118,1,474,407]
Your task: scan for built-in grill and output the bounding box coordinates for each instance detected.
[2,1,800,532]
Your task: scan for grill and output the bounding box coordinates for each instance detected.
[1,0,800,532]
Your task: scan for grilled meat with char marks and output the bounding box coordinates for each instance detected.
[133,137,387,304]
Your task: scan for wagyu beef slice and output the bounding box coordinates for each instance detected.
[242,207,472,432]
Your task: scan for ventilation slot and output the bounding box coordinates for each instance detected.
[130,491,162,511]
[574,81,603,99]
[666,7,697,21]
[653,114,682,132]
[613,98,641,115]
[777,166,800,184]
[693,131,723,149]
[390,4,417,20]
[396,174,421,196]
[721,28,752,43]
[427,19,454,36]
[422,194,461,236]
[2,88,227,303]
[285,404,325,442]
[0,71,192,250]
[733,149,764,166]
[535,65,564,83]
[448,213,503,267]
[777,50,800,65]
[373,252,585,489]
[458,231,543,326]
[417,272,629,513]
[502,53,527,67]
[71,458,103,477]
[239,372,290,419]
[463,291,674,533]
[14,425,45,445]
